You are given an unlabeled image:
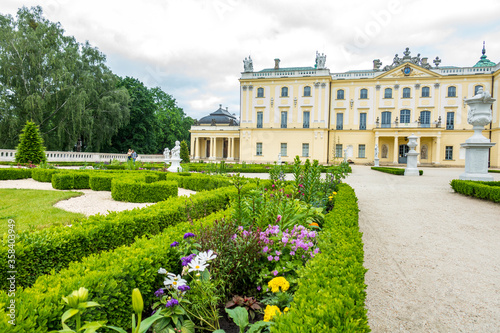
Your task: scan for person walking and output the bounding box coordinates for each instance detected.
[131,150,137,162]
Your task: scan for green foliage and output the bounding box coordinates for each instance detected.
[111,179,178,203]
[51,173,74,190]
[450,179,500,202]
[0,7,130,151]
[89,174,116,191]
[166,173,234,191]
[0,168,31,180]
[14,120,47,164]
[372,166,424,176]
[32,168,59,182]
[180,140,190,163]
[271,184,370,333]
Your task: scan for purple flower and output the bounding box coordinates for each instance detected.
[181,253,197,266]
[257,286,262,291]
[267,255,274,261]
[178,285,191,292]
[183,232,195,239]
[166,299,179,308]
[290,251,295,256]
[154,289,164,297]
[314,248,320,254]
[272,270,278,276]
[170,241,179,247]
[274,256,280,261]
[263,246,269,253]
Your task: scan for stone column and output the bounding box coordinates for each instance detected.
[435,135,441,165]
[393,135,399,165]
[209,137,216,160]
[194,138,200,160]
[416,136,421,165]
[228,137,234,161]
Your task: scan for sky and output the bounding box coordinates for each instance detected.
[2,0,500,120]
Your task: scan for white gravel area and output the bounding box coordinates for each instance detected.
[0,179,196,216]
[345,166,500,333]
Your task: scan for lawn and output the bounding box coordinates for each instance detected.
[0,189,85,234]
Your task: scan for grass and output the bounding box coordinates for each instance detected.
[0,189,85,235]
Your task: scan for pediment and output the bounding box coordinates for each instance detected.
[377,63,441,79]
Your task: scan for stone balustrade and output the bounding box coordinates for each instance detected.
[0,149,164,163]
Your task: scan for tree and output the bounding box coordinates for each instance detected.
[15,120,46,164]
[180,140,190,163]
[0,6,130,151]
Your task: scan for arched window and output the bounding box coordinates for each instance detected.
[257,87,264,98]
[381,111,391,128]
[447,86,456,97]
[360,88,368,99]
[384,88,393,98]
[400,109,411,123]
[474,85,483,95]
[337,89,344,99]
[303,86,311,97]
[421,86,430,97]
[281,87,288,97]
[420,111,431,128]
[402,87,411,98]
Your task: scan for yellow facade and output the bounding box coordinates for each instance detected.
[192,48,500,167]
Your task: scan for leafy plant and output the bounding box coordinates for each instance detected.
[15,120,47,164]
[180,140,190,163]
[216,307,273,333]
[226,295,262,320]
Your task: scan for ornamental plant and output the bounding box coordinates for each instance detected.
[15,120,47,164]
[261,277,293,311]
[180,140,190,163]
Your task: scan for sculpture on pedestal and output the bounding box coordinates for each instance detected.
[374,144,380,167]
[163,148,170,164]
[404,133,420,176]
[167,141,183,173]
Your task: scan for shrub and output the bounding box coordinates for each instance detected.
[180,140,190,163]
[89,174,116,191]
[111,179,178,203]
[32,168,59,182]
[51,173,74,190]
[14,120,47,164]
[73,172,91,189]
[450,179,500,203]
[0,168,31,180]
[372,166,423,176]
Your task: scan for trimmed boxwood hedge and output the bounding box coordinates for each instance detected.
[0,168,32,180]
[0,184,255,290]
[51,173,74,190]
[450,179,500,202]
[31,168,59,182]
[371,166,423,176]
[111,179,178,202]
[272,183,370,332]
[166,173,232,191]
[0,210,229,333]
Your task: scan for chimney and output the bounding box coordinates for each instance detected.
[219,104,222,109]
[226,107,228,111]
[274,58,280,70]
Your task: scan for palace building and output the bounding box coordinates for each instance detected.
[190,46,500,167]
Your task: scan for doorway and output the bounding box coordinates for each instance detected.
[398,144,409,164]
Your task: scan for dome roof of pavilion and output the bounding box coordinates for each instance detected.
[198,105,239,126]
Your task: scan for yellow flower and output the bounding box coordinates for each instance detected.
[264,305,281,322]
[268,276,290,293]
[328,196,333,201]
[284,307,290,313]
[332,192,337,195]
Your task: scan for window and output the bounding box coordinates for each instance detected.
[447,86,456,97]
[256,142,262,156]
[280,111,287,128]
[359,113,367,130]
[360,88,368,99]
[446,112,454,130]
[402,87,411,98]
[302,143,309,157]
[400,109,411,123]
[257,87,264,98]
[384,88,393,98]
[358,144,366,158]
[421,86,430,97]
[336,113,344,130]
[281,87,288,97]
[420,111,431,128]
[335,144,343,158]
[337,89,344,99]
[381,111,391,128]
[474,85,482,95]
[304,86,311,97]
[303,111,310,128]
[445,146,453,160]
[281,143,287,156]
[257,112,263,128]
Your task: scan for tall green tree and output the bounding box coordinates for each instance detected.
[109,77,157,154]
[0,6,130,151]
[15,120,46,164]
[180,140,190,163]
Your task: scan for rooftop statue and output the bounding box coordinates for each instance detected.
[378,48,441,71]
[315,51,327,69]
[243,55,253,72]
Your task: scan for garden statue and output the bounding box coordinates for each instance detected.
[163,148,170,163]
[167,141,183,172]
[374,144,380,167]
[278,153,282,165]
[171,141,181,159]
[404,133,420,176]
[460,88,496,181]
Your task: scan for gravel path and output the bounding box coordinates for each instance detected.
[0,179,196,216]
[345,166,500,333]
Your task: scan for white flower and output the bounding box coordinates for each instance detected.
[188,257,209,273]
[158,268,167,274]
[198,250,217,262]
[163,274,187,289]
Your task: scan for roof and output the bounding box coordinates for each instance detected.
[258,66,316,72]
[198,105,239,125]
[473,43,496,67]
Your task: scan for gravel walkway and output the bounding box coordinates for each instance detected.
[345,166,500,333]
[0,179,196,216]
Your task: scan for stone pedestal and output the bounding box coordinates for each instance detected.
[405,133,420,176]
[167,158,183,172]
[374,157,380,167]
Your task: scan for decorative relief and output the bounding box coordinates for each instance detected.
[242,86,247,91]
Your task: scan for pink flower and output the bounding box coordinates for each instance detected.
[263,246,269,253]
[298,184,304,188]
[274,256,280,261]
[267,255,274,261]
[290,251,295,256]
[276,215,282,223]
[272,270,278,276]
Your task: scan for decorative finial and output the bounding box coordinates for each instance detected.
[482,41,486,56]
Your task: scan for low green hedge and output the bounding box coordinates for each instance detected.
[0,210,229,332]
[272,183,370,332]
[111,179,178,202]
[51,173,74,190]
[488,169,500,173]
[0,168,32,180]
[31,168,59,182]
[89,173,116,191]
[371,166,423,176]
[0,184,254,290]
[450,179,500,202]
[166,173,232,191]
